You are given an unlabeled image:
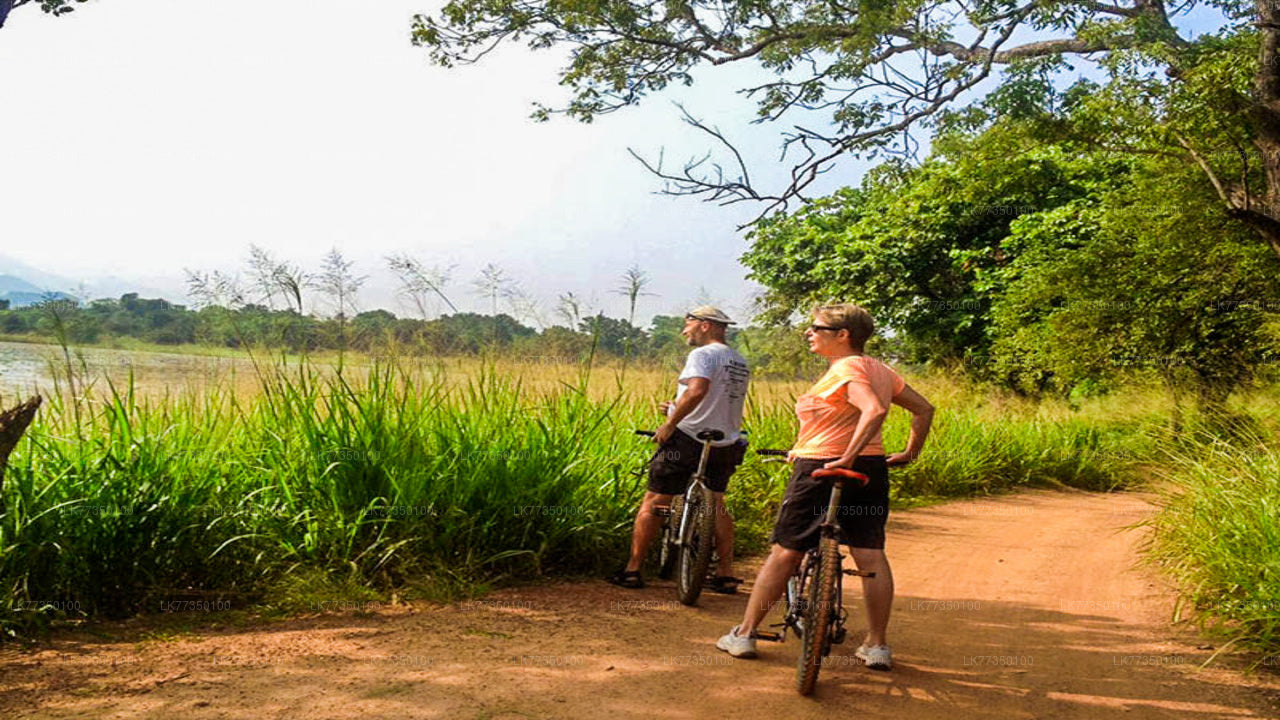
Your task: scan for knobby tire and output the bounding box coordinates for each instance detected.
[676,485,715,606]
[796,536,840,695]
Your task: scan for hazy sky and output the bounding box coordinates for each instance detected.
[0,0,872,324]
[1,1,1227,325]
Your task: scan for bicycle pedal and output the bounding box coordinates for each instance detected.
[843,569,876,578]
[752,630,782,642]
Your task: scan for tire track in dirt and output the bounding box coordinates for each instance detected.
[2,489,1279,719]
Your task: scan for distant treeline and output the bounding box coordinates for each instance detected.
[0,293,824,376]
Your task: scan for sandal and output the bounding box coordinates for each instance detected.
[709,576,743,595]
[606,569,644,589]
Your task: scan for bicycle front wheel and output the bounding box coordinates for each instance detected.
[676,484,715,606]
[796,536,839,695]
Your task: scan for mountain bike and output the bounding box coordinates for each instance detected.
[753,448,875,695]
[635,428,723,605]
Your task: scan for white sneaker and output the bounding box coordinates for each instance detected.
[855,644,892,670]
[716,626,758,659]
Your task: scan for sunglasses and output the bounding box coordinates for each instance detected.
[808,324,843,333]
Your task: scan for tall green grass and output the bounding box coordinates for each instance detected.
[1147,439,1280,660]
[1,356,1148,638]
[885,413,1149,498]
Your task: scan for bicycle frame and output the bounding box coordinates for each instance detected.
[757,462,871,645]
[635,428,726,604]
[676,438,715,548]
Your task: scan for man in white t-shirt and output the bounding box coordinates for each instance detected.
[608,306,751,592]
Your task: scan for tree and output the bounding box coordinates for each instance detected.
[555,291,586,327]
[317,248,366,324]
[386,253,457,319]
[742,120,1126,363]
[740,107,1280,403]
[613,264,655,361]
[471,263,517,316]
[246,245,281,310]
[184,269,245,310]
[1,1,85,29]
[415,2,1280,258]
[271,261,310,315]
[988,157,1280,410]
[316,248,367,363]
[578,313,646,357]
[614,265,654,327]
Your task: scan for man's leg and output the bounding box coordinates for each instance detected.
[850,547,894,647]
[623,491,674,573]
[737,543,804,636]
[711,491,734,577]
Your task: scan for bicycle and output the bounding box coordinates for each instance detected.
[635,428,724,606]
[752,448,875,696]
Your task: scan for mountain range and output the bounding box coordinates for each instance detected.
[0,253,172,308]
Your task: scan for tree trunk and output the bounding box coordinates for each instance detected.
[0,395,42,515]
[1249,0,1280,263]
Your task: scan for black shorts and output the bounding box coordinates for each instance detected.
[647,430,746,495]
[770,456,889,551]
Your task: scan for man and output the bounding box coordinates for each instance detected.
[608,306,751,591]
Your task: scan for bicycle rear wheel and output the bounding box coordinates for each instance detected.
[796,536,839,695]
[676,484,715,606]
[656,496,683,580]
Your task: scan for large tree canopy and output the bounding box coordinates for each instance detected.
[740,113,1280,402]
[416,2,1280,259]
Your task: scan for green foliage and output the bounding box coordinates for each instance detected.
[0,362,652,636]
[575,313,645,358]
[1148,438,1280,659]
[742,124,1128,364]
[989,159,1280,406]
[0,296,717,366]
[0,358,1148,638]
[742,109,1280,404]
[734,324,827,379]
[412,0,1266,228]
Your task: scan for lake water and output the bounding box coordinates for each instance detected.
[0,341,257,402]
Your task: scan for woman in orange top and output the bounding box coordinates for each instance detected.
[717,304,934,670]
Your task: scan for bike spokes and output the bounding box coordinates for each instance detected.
[676,483,715,606]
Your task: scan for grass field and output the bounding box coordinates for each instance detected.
[0,345,1275,659]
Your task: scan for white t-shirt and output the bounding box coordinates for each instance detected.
[672,342,750,446]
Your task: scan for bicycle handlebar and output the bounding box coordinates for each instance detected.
[634,429,656,437]
[756,449,789,457]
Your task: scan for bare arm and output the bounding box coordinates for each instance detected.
[886,383,934,466]
[654,377,709,445]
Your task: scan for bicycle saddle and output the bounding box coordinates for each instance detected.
[812,467,870,486]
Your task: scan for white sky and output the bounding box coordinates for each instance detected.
[0,1,1228,325]
[0,0,870,324]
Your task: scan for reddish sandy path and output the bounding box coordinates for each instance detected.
[3,489,1278,719]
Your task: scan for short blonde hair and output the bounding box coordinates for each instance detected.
[813,303,875,351]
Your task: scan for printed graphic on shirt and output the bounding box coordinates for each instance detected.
[673,343,751,446]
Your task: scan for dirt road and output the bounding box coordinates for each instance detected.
[3,489,1278,719]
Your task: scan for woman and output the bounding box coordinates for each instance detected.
[716,303,934,670]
